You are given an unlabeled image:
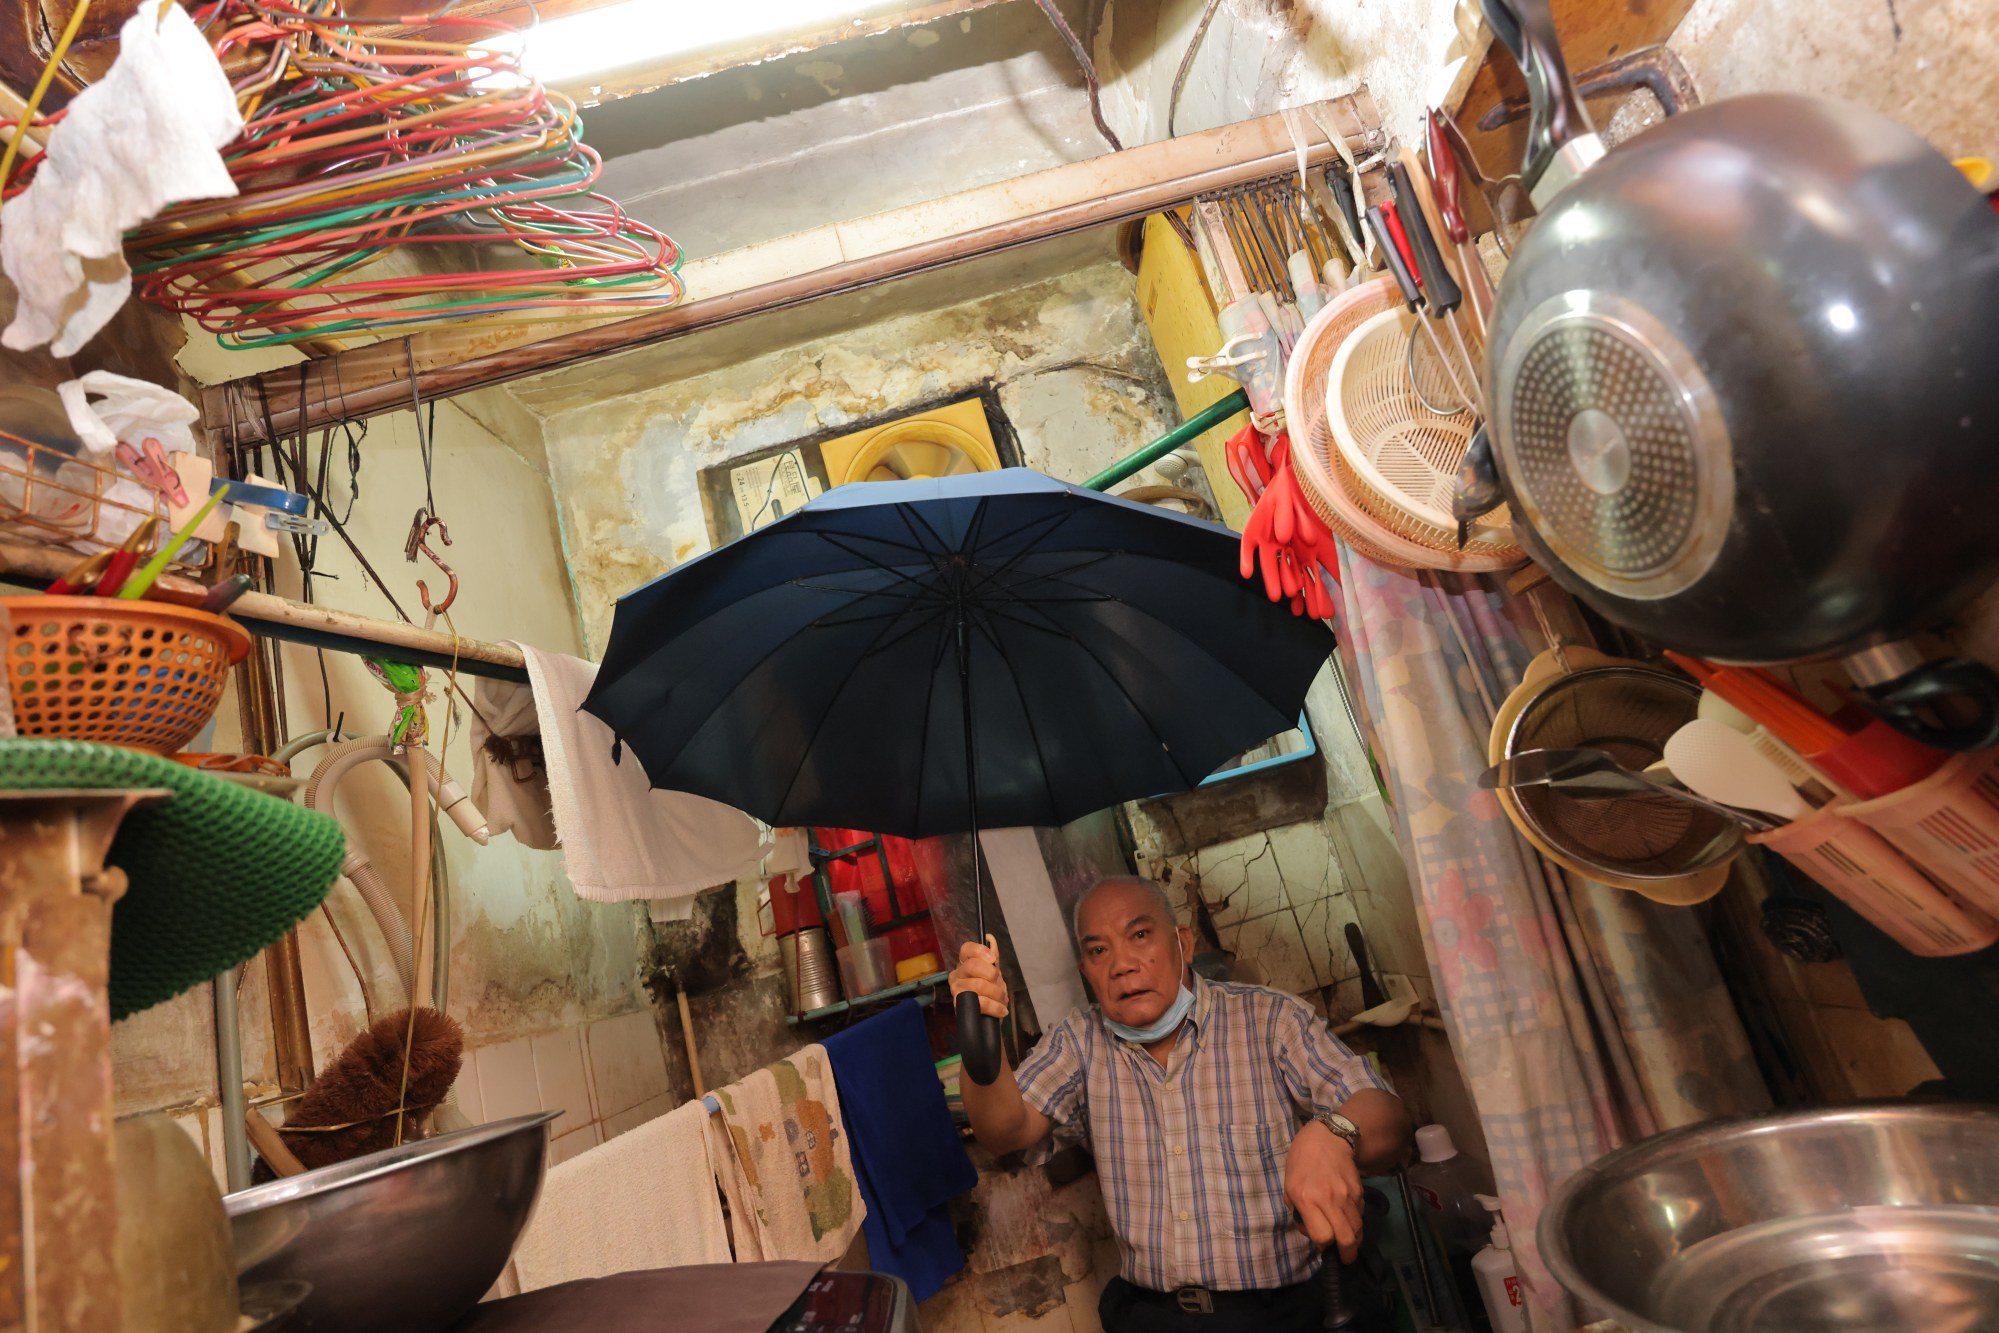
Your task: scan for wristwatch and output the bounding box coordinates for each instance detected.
[1314,1110,1362,1154]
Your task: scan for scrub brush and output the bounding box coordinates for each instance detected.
[256,1008,465,1178]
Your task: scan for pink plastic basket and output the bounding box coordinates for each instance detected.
[1750,803,1999,957]
[1844,750,1999,919]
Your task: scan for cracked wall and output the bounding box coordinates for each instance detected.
[536,258,1183,652]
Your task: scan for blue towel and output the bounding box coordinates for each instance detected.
[821,1001,978,1302]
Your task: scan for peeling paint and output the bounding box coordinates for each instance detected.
[537,260,1180,649]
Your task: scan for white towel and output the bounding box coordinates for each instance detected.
[704,1046,865,1265]
[512,643,766,910]
[511,1099,730,1292]
[2,6,241,357]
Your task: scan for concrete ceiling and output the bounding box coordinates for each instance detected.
[582,0,1109,259]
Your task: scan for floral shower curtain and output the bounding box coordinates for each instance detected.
[1332,550,1768,1331]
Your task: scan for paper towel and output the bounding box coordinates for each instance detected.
[2,6,240,356]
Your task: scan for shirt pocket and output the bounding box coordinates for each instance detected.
[1215,1122,1292,1239]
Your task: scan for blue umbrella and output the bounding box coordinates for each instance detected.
[584,468,1332,1080]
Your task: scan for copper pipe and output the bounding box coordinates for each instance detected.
[233,581,315,1097]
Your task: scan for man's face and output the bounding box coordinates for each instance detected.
[1076,881,1194,1029]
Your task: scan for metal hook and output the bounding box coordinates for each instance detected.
[413,514,457,617]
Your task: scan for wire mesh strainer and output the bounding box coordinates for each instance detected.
[1504,666,1742,881]
[1285,279,1524,572]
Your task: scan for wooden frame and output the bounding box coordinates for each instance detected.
[203,95,1386,445]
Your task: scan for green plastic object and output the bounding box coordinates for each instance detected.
[0,740,343,1021]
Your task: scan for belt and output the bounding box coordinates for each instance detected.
[1126,1280,1312,1315]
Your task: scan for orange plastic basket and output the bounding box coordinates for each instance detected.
[3,596,252,755]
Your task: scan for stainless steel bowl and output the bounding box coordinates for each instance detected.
[228,1110,558,1332]
[1541,1103,1999,1332]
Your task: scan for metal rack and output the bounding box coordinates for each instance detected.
[0,431,206,576]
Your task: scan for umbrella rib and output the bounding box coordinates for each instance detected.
[962,507,1088,591]
[1000,552,1319,721]
[789,579,937,607]
[858,604,951,660]
[808,530,941,587]
[974,606,1066,823]
[895,499,959,561]
[977,551,1120,600]
[973,600,1213,790]
[766,597,931,820]
[908,607,959,837]
[970,500,1085,558]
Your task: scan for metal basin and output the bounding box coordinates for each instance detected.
[1541,1103,1999,1332]
[228,1111,558,1332]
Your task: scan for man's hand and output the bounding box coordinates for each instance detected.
[950,935,1009,1018]
[1286,1118,1365,1263]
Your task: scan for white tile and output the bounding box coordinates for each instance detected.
[532,1027,596,1137]
[1267,822,1337,907]
[1295,891,1364,990]
[548,1121,602,1167]
[585,1010,670,1118]
[202,1107,230,1193]
[451,1060,487,1124]
[1220,909,1316,996]
[602,1093,674,1143]
[1195,833,1288,929]
[476,1036,541,1123]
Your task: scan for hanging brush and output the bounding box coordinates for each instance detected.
[251,1007,464,1180]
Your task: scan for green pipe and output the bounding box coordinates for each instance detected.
[1081,388,1250,492]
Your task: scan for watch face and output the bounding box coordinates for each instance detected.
[1319,1113,1360,1147]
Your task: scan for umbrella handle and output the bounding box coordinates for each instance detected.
[957,992,1005,1086]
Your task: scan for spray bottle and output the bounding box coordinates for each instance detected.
[1472,1194,1526,1333]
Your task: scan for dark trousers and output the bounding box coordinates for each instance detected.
[1097,1275,1322,1333]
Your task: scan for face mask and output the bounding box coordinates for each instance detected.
[1103,937,1195,1044]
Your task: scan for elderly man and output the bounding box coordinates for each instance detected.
[952,876,1412,1333]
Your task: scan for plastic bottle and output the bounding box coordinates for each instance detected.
[1403,1125,1493,1330]
[1472,1194,1527,1333]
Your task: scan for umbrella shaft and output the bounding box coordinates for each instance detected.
[955,614,984,943]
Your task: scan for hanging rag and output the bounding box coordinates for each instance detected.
[821,1001,977,1302]
[704,1046,865,1264]
[467,675,558,850]
[511,643,765,915]
[448,1262,822,1333]
[510,1099,731,1291]
[1,6,241,357]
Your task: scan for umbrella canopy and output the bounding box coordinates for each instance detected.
[583,468,1332,839]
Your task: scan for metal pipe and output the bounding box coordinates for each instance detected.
[1081,390,1250,492]
[212,965,251,1193]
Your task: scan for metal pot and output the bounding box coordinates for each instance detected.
[1480,0,1999,749]
[1540,1102,1999,1331]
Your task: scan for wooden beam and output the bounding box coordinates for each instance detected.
[202,96,1385,444]
[1454,0,1698,179]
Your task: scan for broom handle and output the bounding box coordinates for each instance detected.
[244,1110,306,1178]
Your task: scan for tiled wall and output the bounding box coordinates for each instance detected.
[1135,793,1432,1026]
[453,1008,680,1165]
[165,1006,683,1189]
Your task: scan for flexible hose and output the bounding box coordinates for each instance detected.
[300,734,487,1009]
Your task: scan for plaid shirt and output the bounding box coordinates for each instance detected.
[1014,975,1391,1293]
